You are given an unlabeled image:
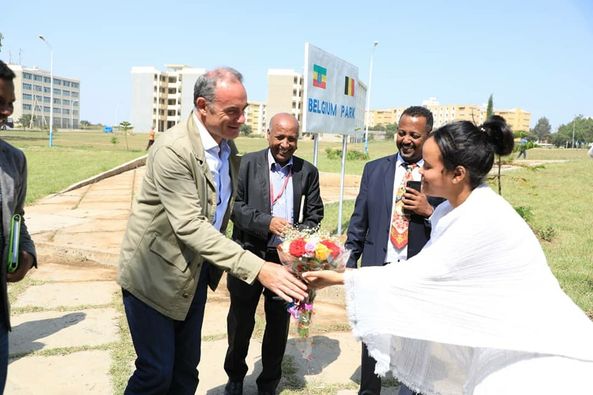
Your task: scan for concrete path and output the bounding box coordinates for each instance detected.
[6,166,405,394]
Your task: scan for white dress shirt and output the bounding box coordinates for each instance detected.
[267,149,294,246]
[193,112,231,231]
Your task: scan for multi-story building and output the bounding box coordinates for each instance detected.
[422,98,484,128]
[494,108,531,132]
[266,69,304,126]
[245,101,266,135]
[369,108,400,127]
[369,99,529,131]
[131,64,205,133]
[9,64,80,129]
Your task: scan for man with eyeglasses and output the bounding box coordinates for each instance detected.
[118,68,308,395]
[223,113,323,395]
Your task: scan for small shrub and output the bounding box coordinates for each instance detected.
[514,206,533,222]
[537,225,557,242]
[111,136,119,145]
[325,148,369,161]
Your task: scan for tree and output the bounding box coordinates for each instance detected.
[531,117,551,141]
[485,94,502,195]
[385,123,398,140]
[18,114,32,130]
[0,33,4,52]
[80,120,91,129]
[486,94,494,119]
[553,115,593,147]
[119,121,133,151]
[240,124,252,136]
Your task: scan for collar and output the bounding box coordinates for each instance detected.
[267,149,293,171]
[396,153,423,169]
[193,111,223,152]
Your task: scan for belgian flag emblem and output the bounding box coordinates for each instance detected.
[344,76,355,96]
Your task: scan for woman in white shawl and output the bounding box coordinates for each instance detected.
[304,117,593,394]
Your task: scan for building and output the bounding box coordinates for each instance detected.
[422,98,485,128]
[266,69,304,126]
[369,108,400,127]
[9,64,80,129]
[494,108,531,132]
[131,64,205,133]
[245,101,266,135]
[368,98,530,132]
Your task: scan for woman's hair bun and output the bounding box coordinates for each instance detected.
[480,115,514,156]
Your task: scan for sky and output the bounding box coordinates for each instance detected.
[2,0,592,130]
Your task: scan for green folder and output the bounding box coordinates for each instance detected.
[7,214,21,273]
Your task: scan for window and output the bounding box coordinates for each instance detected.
[44,77,51,83]
[168,99,176,105]
[54,88,62,95]
[167,110,176,116]
[54,98,61,105]
[54,79,62,85]
[23,83,32,90]
[24,73,32,80]
[34,85,43,91]
[63,109,70,115]
[63,81,71,87]
[167,88,176,94]
[44,106,51,112]
[23,94,32,100]
[44,87,51,93]
[33,75,42,81]
[63,99,71,106]
[63,90,70,97]
[23,104,32,111]
[44,97,51,103]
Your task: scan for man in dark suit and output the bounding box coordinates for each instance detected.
[224,113,323,395]
[346,106,443,395]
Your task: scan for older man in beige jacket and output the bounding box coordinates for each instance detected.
[118,67,307,395]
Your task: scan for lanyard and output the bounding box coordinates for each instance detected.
[270,170,292,207]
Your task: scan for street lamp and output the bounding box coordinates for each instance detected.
[364,41,379,156]
[38,35,54,147]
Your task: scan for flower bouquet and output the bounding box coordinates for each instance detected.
[277,228,350,338]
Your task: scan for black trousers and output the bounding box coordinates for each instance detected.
[224,249,290,392]
[360,343,417,395]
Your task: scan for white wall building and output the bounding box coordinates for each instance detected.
[131,64,205,133]
[9,64,80,129]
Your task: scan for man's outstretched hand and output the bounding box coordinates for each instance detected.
[257,262,308,302]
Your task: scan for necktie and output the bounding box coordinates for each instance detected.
[390,163,416,249]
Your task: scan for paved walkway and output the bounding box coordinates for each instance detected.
[6,167,403,394]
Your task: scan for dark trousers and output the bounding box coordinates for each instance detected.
[224,249,290,392]
[0,319,7,394]
[360,343,416,395]
[122,263,209,395]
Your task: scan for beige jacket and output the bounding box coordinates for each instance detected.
[117,114,264,320]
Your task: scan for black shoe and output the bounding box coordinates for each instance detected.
[224,381,243,395]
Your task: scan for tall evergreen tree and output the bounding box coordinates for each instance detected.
[486,94,494,119]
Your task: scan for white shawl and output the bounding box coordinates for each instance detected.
[345,185,593,394]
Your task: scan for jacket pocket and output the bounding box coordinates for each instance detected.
[149,236,189,273]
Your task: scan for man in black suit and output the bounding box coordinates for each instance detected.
[224,113,323,395]
[346,106,443,395]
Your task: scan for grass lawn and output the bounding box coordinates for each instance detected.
[5,130,592,314]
